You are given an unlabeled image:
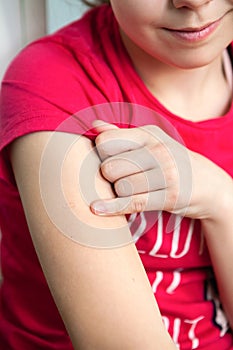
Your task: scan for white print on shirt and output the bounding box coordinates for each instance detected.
[130,211,163,253]
[163,316,204,349]
[205,278,229,336]
[149,215,196,258]
[129,212,146,243]
[152,270,181,294]
[130,212,206,258]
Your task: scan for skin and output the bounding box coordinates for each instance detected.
[8,0,233,348]
[91,121,233,328]
[10,133,177,349]
[110,0,233,120]
[90,0,233,328]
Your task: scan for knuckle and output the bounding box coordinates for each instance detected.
[129,196,148,213]
[95,134,105,153]
[100,161,115,182]
[95,133,112,160]
[95,132,107,146]
[114,180,124,196]
[114,178,132,197]
[165,166,178,186]
[166,187,180,210]
[143,125,166,143]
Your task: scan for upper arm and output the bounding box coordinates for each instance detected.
[10,131,175,349]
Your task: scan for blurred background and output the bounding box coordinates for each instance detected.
[0,0,89,82]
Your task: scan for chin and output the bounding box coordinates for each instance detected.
[173,60,212,70]
[167,52,221,70]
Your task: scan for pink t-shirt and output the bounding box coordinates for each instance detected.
[0,5,233,349]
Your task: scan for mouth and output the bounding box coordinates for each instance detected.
[163,18,222,42]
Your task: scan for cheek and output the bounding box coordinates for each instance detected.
[111,3,143,28]
[224,13,233,42]
[110,0,164,32]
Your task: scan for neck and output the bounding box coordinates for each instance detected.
[121,33,232,122]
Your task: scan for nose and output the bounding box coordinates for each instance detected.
[173,0,213,9]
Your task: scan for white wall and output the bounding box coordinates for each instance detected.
[46,0,88,34]
[0,0,46,82]
[0,0,89,82]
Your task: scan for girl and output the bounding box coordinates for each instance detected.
[0,0,232,349]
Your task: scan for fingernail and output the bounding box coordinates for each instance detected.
[91,202,107,215]
[92,120,106,127]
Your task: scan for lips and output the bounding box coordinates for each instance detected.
[164,18,221,42]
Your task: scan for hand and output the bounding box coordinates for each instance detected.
[91,121,232,221]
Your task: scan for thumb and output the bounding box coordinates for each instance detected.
[90,197,133,216]
[90,191,166,216]
[90,193,150,216]
[92,120,119,133]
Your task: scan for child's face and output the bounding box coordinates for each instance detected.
[110,0,233,69]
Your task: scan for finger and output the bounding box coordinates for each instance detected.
[101,147,160,182]
[92,120,119,133]
[95,127,147,161]
[90,190,168,216]
[114,168,166,197]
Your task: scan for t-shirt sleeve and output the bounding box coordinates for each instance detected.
[0,38,102,153]
[0,31,136,157]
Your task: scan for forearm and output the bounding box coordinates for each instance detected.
[202,182,233,328]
